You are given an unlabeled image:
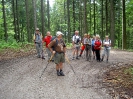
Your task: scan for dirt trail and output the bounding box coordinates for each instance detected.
[0,49,133,99]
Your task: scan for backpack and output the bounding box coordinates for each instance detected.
[34,32,42,43]
[50,36,64,51]
[73,35,81,44]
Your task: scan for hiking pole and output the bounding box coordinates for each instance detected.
[65,55,75,74]
[39,54,54,78]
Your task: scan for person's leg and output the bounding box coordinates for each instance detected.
[88,46,91,61]
[46,48,51,60]
[36,43,41,58]
[97,50,100,61]
[85,47,88,60]
[106,49,110,62]
[72,46,76,59]
[101,47,106,61]
[76,46,80,59]
[95,50,98,61]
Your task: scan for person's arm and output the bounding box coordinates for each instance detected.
[48,40,56,54]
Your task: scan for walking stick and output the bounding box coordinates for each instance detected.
[39,54,54,78]
[65,55,75,74]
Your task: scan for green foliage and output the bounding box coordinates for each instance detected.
[125,67,133,75]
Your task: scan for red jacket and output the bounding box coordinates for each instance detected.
[43,36,52,48]
[94,40,101,50]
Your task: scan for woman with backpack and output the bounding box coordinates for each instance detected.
[94,34,102,62]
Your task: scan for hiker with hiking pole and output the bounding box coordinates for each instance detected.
[48,31,66,76]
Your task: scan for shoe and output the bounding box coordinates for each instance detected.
[106,59,108,63]
[37,55,41,58]
[79,55,81,57]
[101,58,103,61]
[57,71,61,76]
[42,57,45,59]
[60,71,65,76]
[76,57,79,60]
[72,57,75,60]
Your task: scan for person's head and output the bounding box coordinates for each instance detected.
[56,31,64,38]
[96,34,100,40]
[84,33,87,38]
[93,35,96,39]
[36,28,39,33]
[47,31,51,36]
[75,30,79,35]
[105,35,109,39]
[87,34,90,38]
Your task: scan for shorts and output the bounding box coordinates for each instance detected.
[92,46,95,51]
[54,53,65,64]
[74,44,80,50]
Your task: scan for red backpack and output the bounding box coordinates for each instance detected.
[94,40,101,50]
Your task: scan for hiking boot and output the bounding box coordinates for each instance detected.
[106,59,108,63]
[76,57,79,60]
[57,70,61,76]
[79,55,81,57]
[42,57,45,59]
[60,71,65,76]
[101,58,103,61]
[72,57,75,60]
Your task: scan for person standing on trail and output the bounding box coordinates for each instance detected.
[91,35,96,59]
[43,31,52,60]
[79,33,87,57]
[48,31,66,76]
[94,34,102,62]
[101,35,111,63]
[33,28,45,59]
[72,30,81,60]
[84,34,92,61]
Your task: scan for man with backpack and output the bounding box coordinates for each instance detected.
[33,28,45,59]
[72,30,81,60]
[101,35,111,63]
[43,31,52,60]
[48,31,66,76]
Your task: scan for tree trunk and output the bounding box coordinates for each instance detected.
[2,0,8,42]
[25,0,30,42]
[16,0,20,42]
[89,0,91,34]
[105,0,108,35]
[72,0,75,32]
[12,0,17,41]
[94,0,95,35]
[67,0,70,42]
[41,0,45,36]
[110,0,115,47]
[84,0,87,33]
[32,0,37,30]
[47,0,50,31]
[122,0,127,49]
[101,0,104,41]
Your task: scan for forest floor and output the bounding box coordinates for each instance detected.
[0,47,133,99]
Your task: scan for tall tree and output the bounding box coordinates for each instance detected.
[16,0,20,42]
[93,0,96,35]
[83,0,87,33]
[41,0,45,36]
[32,0,37,30]
[122,0,127,49]
[67,0,71,42]
[25,0,31,42]
[47,0,50,31]
[110,0,115,47]
[2,0,7,42]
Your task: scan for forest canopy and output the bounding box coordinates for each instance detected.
[0,0,133,50]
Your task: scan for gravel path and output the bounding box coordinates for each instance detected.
[0,49,133,99]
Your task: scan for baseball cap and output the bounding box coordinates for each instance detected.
[56,31,64,36]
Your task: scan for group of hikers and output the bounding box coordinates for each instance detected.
[33,28,111,76]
